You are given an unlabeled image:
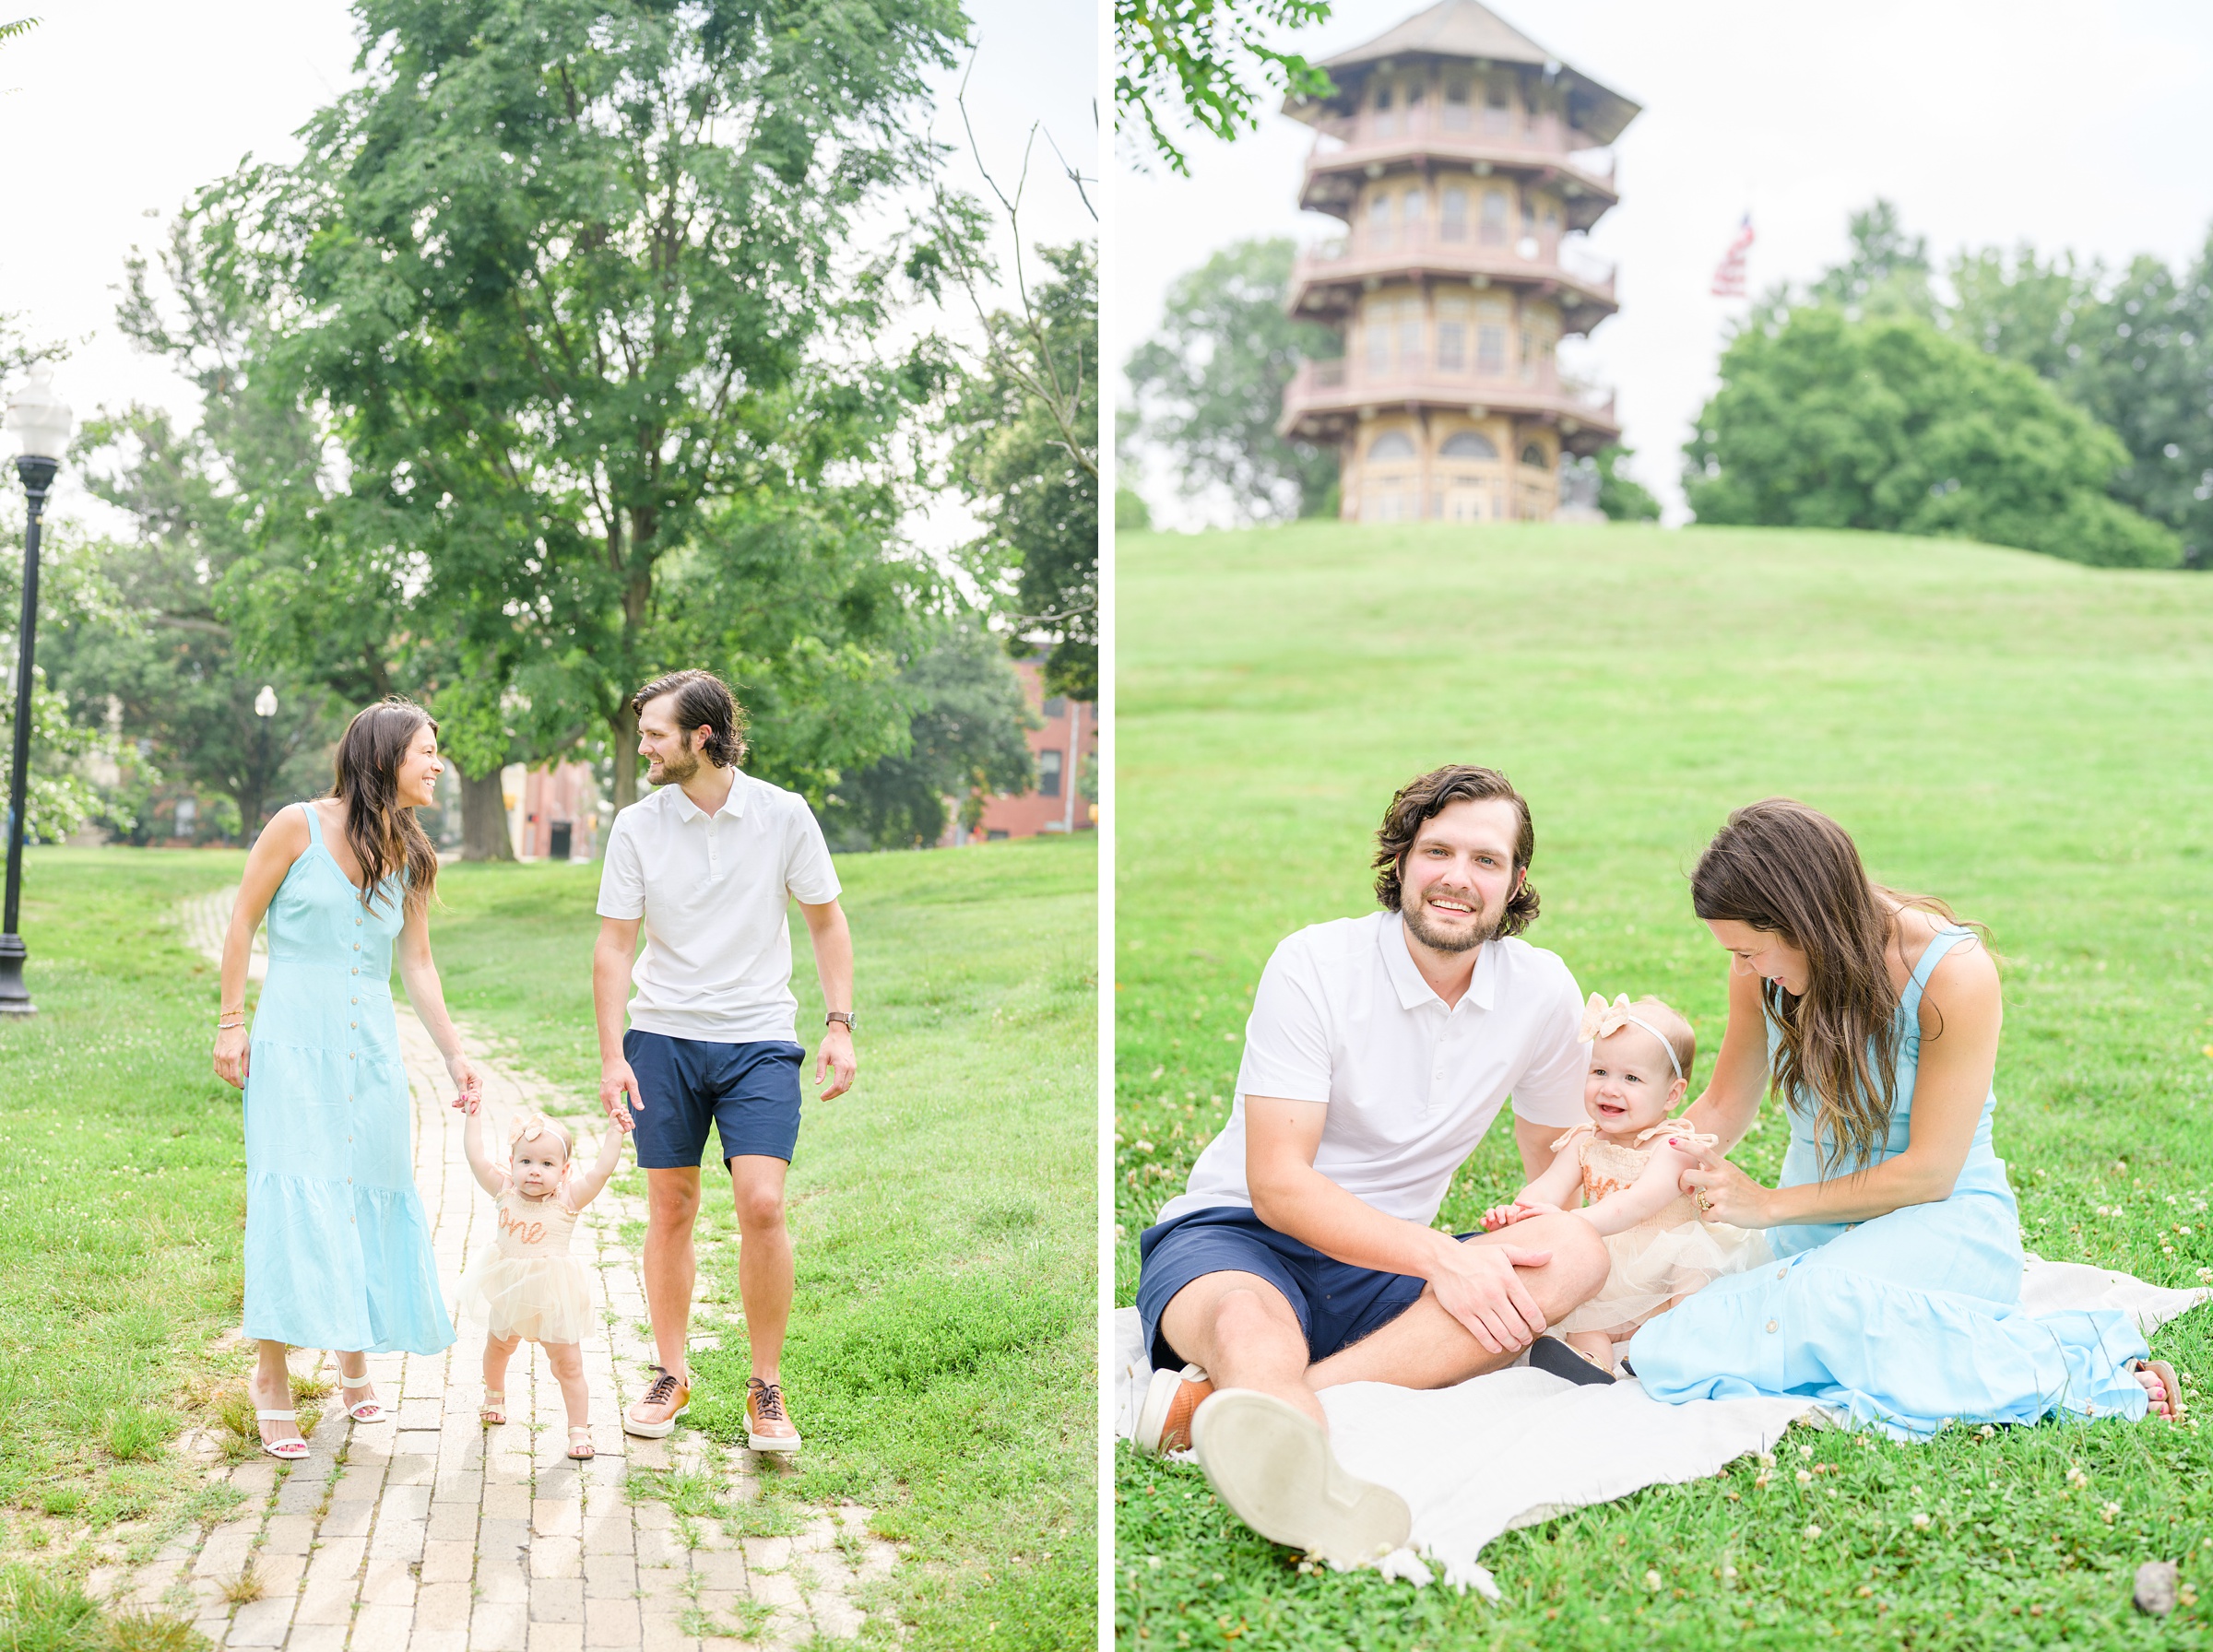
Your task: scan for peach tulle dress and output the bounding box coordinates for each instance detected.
[1553,1119,1771,1338]
[456,1179,595,1344]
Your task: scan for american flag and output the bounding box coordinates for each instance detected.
[1711,214,1755,298]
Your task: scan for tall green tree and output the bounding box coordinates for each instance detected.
[819,618,1036,850]
[2034,244,2213,570]
[1685,306,2179,568]
[1947,242,2101,383]
[181,0,966,812]
[1125,236,1339,522]
[947,242,1098,699]
[1808,198,1935,321]
[1117,0,1331,174]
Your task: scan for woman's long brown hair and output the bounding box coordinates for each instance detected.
[331,698,441,915]
[1691,799,1977,1174]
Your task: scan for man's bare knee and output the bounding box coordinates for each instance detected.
[1465,1212,1609,1316]
[646,1172,701,1230]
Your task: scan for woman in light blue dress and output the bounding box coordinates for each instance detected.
[212,699,479,1457]
[1628,799,2178,1436]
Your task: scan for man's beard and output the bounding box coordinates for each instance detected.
[646,745,701,785]
[1402,886,1503,953]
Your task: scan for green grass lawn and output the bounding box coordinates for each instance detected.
[0,833,1094,1651]
[1115,520,2213,1650]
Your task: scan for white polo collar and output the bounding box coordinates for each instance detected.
[1379,908,1497,1012]
[670,769,748,823]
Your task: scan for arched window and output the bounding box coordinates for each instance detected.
[1368,431,1417,461]
[1440,431,1498,460]
[1521,442,1550,468]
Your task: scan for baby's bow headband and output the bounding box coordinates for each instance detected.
[1578,993,1684,1081]
[509,1111,560,1148]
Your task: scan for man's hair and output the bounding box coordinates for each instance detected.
[631,669,748,767]
[1371,764,1540,937]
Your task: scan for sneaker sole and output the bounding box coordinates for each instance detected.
[1132,1365,1194,1457]
[746,1431,802,1453]
[622,1402,689,1439]
[1190,1389,1411,1569]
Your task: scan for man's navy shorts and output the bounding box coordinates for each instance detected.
[1135,1205,1440,1373]
[624,1030,805,1169]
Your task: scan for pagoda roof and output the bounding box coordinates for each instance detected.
[1296,0,1640,145]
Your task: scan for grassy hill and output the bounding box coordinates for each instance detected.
[1116,520,2213,1647]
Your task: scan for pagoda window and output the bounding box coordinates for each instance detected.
[1440,431,1499,460]
[1402,188,1426,245]
[1367,190,1393,251]
[1483,79,1511,135]
[1442,81,1472,131]
[1397,301,1425,370]
[1366,313,1391,375]
[1519,326,1535,382]
[1368,431,1417,460]
[1479,190,1508,247]
[1374,79,1397,138]
[1521,443,1550,468]
[1521,195,1537,239]
[1436,298,1468,370]
[1476,323,1508,376]
[1440,186,1468,242]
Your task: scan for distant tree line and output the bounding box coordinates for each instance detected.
[1689,200,2211,569]
[6,1,1097,851]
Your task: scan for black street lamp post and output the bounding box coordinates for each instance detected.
[2,368,75,1018]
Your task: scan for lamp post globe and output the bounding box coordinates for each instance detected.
[2,365,75,1017]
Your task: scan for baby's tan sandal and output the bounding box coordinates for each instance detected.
[567,1426,596,1460]
[480,1391,507,1427]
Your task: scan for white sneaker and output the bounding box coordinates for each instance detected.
[1189,1388,1411,1568]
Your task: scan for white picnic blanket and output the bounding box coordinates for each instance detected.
[1113,1256,2209,1598]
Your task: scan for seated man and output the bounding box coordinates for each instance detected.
[1131,764,1611,1565]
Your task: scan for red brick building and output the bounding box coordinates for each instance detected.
[964,657,1096,842]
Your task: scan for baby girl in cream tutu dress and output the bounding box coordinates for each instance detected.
[1484,994,1769,1375]
[458,1108,629,1457]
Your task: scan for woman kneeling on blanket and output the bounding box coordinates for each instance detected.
[1628,799,2180,1434]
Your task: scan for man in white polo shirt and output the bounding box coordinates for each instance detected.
[1130,765,1612,1565]
[593,669,855,1452]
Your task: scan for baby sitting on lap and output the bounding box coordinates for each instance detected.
[1484,994,1769,1376]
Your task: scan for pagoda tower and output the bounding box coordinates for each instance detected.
[1276,0,1639,523]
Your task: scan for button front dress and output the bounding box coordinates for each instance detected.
[1628,926,2148,1437]
[241,803,454,1354]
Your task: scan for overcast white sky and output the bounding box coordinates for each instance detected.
[1118,0,2213,525]
[0,0,1096,542]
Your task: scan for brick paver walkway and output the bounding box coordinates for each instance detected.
[90,892,894,1649]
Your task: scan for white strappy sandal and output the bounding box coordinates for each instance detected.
[337,1355,387,1423]
[254,1410,311,1461]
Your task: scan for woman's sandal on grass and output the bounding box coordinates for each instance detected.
[254,1410,310,1461]
[567,1426,595,1460]
[2136,1359,2185,1423]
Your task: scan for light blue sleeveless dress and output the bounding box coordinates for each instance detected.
[241,803,454,1354]
[1628,926,2148,1436]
